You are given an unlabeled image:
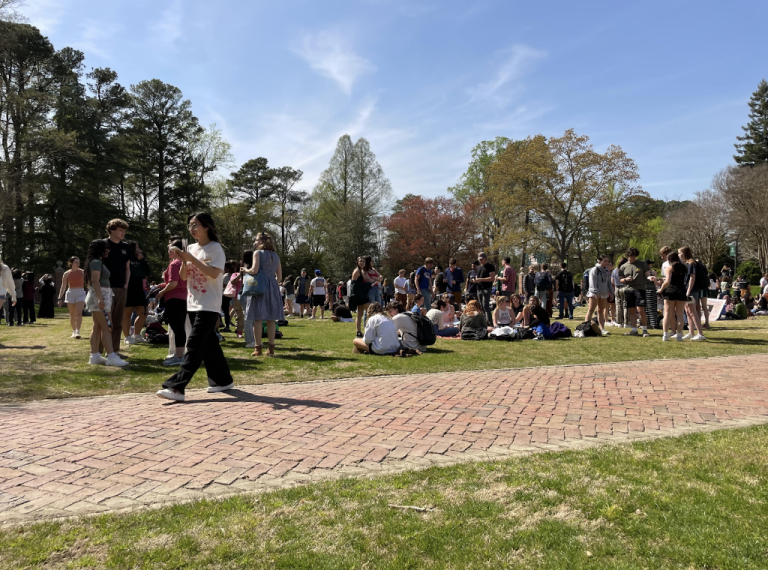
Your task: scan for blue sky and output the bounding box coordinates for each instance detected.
[21,0,768,201]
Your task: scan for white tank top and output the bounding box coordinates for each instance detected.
[496,307,512,325]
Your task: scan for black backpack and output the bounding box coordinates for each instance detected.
[559,270,574,293]
[406,313,437,346]
[461,327,488,341]
[535,271,551,291]
[694,262,709,291]
[575,321,599,337]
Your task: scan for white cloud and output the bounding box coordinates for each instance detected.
[22,0,67,34]
[468,44,546,106]
[293,30,375,95]
[75,18,121,60]
[148,0,183,49]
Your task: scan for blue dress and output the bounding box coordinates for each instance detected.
[245,250,285,321]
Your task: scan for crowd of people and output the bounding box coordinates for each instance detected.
[3,210,768,402]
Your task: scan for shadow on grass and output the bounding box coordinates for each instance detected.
[171,388,341,410]
[0,344,46,350]
[705,338,768,346]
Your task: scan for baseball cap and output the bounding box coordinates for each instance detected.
[315,269,321,275]
[301,268,307,272]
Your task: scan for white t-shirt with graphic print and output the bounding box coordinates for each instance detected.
[186,241,226,313]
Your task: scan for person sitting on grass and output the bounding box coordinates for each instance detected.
[352,302,401,355]
[427,299,460,337]
[411,293,426,316]
[516,294,550,329]
[492,295,514,328]
[440,292,459,321]
[330,302,354,322]
[388,301,426,353]
[460,300,488,333]
[509,294,525,321]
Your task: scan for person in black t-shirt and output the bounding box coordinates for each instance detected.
[554,262,574,319]
[472,252,496,323]
[101,219,133,353]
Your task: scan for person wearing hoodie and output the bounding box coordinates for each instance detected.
[584,255,612,336]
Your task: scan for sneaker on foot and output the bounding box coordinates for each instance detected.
[75,330,81,339]
[676,333,684,341]
[601,329,610,336]
[156,388,185,402]
[71,331,78,338]
[642,330,650,337]
[691,334,706,341]
[682,333,692,340]
[662,333,670,342]
[162,356,184,366]
[105,354,129,367]
[125,335,136,345]
[133,335,148,344]
[625,329,639,336]
[88,353,107,365]
[207,382,235,393]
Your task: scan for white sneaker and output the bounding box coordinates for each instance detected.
[601,329,610,336]
[125,335,136,345]
[156,388,185,402]
[676,333,684,341]
[662,333,670,342]
[691,334,706,341]
[105,354,129,367]
[71,331,78,338]
[75,330,81,339]
[682,333,692,340]
[164,353,176,360]
[162,356,184,366]
[133,335,148,344]
[88,353,107,365]
[207,382,234,393]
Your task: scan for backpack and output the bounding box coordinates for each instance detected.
[535,271,551,291]
[559,271,574,293]
[460,327,488,341]
[406,313,437,346]
[550,321,571,338]
[694,262,709,291]
[575,321,599,337]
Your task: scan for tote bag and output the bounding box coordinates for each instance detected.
[242,251,267,297]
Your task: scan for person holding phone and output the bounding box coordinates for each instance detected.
[157,212,234,402]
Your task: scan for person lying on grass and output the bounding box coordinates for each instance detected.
[352,302,401,355]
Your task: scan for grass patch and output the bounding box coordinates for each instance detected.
[1,425,767,568]
[1,307,767,403]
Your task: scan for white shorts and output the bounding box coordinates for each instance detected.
[64,288,87,304]
[587,293,609,299]
[287,294,295,300]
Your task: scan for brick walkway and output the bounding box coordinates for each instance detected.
[2,354,768,527]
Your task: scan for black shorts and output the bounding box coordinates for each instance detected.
[296,294,309,304]
[624,289,646,309]
[312,294,326,306]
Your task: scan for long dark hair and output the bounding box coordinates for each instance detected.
[667,252,687,276]
[188,212,220,243]
[241,250,254,269]
[84,239,109,287]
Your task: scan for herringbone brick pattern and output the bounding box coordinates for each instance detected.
[1,354,767,526]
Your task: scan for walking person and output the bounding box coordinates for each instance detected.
[84,240,128,367]
[294,269,311,318]
[658,252,688,341]
[157,212,234,401]
[309,269,328,319]
[244,232,285,357]
[679,246,706,341]
[58,256,87,338]
[155,237,188,366]
[102,219,133,354]
[473,252,496,323]
[0,256,17,327]
[584,256,612,336]
[124,243,150,345]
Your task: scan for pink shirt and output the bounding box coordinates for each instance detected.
[164,259,187,301]
[501,266,516,292]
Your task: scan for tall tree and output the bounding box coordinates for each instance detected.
[128,79,202,241]
[270,166,305,257]
[229,157,273,205]
[734,79,768,165]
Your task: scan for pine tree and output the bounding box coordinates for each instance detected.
[734,79,768,165]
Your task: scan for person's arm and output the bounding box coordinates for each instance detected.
[658,268,672,293]
[363,316,376,344]
[124,259,130,289]
[91,269,105,311]
[276,260,282,283]
[157,280,178,299]
[244,252,261,275]
[492,307,499,327]
[57,271,69,306]
[483,270,497,283]
[686,267,695,297]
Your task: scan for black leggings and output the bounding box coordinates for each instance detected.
[220,295,232,328]
[22,299,36,323]
[162,310,233,394]
[164,298,188,348]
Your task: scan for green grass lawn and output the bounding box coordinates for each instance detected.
[1,307,767,403]
[2,424,766,569]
